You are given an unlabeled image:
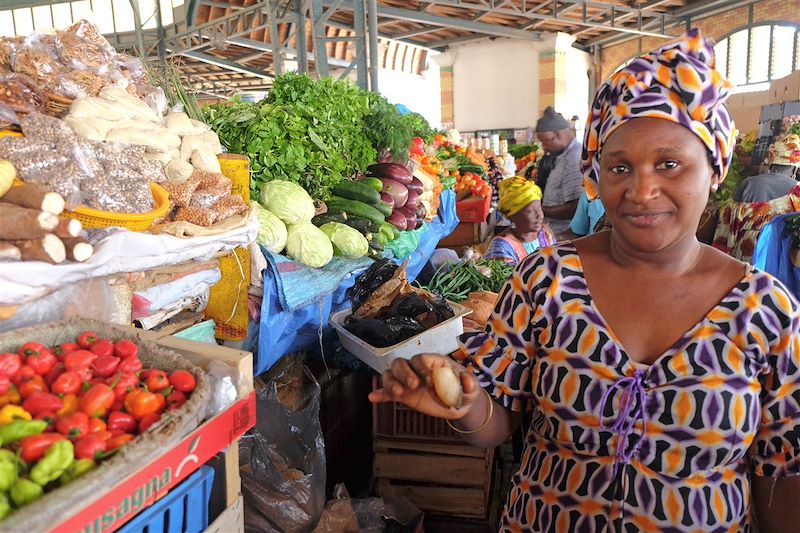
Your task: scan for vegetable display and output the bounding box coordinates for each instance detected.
[285,222,334,268]
[0,332,198,519]
[425,259,514,302]
[203,73,376,201]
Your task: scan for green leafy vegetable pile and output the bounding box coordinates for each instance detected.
[203,73,376,200]
[425,259,514,302]
[363,92,413,162]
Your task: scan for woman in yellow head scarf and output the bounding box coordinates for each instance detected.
[485,176,556,266]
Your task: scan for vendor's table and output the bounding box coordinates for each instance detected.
[253,190,458,375]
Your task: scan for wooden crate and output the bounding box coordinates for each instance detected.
[374,438,494,520]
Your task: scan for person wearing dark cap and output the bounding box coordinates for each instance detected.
[534,106,583,233]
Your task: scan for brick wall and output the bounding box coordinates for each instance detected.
[599,0,800,79]
[440,65,454,127]
[539,51,556,109]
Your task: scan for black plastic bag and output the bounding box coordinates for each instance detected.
[348,259,398,312]
[344,315,425,348]
[388,294,455,329]
[240,361,326,533]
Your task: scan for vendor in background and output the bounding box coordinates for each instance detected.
[712,132,800,263]
[558,188,607,240]
[484,177,556,267]
[534,107,583,234]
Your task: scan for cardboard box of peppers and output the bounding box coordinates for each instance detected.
[0,320,209,529]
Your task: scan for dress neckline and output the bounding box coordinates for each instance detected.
[561,243,754,370]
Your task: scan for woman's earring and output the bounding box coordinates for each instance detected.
[711,184,719,192]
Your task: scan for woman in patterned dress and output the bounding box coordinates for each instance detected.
[370,29,800,533]
[486,177,557,267]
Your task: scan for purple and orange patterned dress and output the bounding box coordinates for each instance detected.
[456,243,800,532]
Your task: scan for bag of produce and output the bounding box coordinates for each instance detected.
[348,258,398,313]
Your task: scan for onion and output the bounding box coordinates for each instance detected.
[380,178,408,208]
[387,210,408,231]
[407,177,424,194]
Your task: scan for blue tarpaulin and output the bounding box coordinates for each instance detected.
[251,190,458,375]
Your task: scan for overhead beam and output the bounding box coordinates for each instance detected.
[572,0,673,38]
[322,1,544,41]
[181,50,274,79]
[226,36,351,67]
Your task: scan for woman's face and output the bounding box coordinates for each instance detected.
[599,118,720,254]
[511,200,544,234]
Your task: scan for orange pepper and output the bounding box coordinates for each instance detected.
[124,389,161,420]
[88,417,107,433]
[56,394,79,417]
[0,385,22,407]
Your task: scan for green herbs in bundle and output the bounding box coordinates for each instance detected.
[363,92,413,162]
[425,259,514,302]
[402,111,437,144]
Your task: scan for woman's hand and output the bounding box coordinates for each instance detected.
[368,354,482,420]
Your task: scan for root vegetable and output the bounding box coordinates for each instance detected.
[432,366,463,408]
[0,242,21,261]
[0,160,15,198]
[54,218,82,239]
[0,204,58,240]
[2,183,65,215]
[15,234,65,264]
[63,237,93,263]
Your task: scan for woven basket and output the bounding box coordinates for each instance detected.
[61,181,171,232]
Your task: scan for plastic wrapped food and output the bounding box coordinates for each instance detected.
[0,73,46,126]
[343,315,426,348]
[0,37,24,68]
[11,42,62,86]
[55,30,111,69]
[211,194,248,220]
[175,206,217,226]
[348,259,399,313]
[160,179,200,207]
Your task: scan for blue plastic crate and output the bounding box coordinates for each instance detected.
[119,466,215,533]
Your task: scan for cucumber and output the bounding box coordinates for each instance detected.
[343,216,373,235]
[369,240,384,252]
[312,211,348,227]
[380,222,400,240]
[373,232,388,246]
[359,177,383,192]
[333,181,382,205]
[372,199,393,218]
[460,164,486,176]
[326,196,385,225]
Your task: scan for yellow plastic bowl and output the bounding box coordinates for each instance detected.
[61,182,170,232]
[0,130,23,139]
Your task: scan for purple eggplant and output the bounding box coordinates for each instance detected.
[414,203,427,220]
[407,177,424,195]
[405,190,419,209]
[380,178,408,208]
[368,163,413,185]
[398,206,417,229]
[380,192,395,210]
[387,210,408,231]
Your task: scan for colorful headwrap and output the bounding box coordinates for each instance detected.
[768,133,800,167]
[580,29,736,199]
[497,176,542,217]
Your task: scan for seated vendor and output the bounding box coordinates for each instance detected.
[484,177,556,266]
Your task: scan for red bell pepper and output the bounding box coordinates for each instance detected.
[109,372,138,399]
[88,418,107,434]
[51,371,82,396]
[165,389,186,410]
[0,373,10,397]
[43,362,65,388]
[138,413,160,433]
[20,433,66,463]
[64,350,97,372]
[79,383,115,418]
[56,412,90,439]
[117,356,142,375]
[113,340,138,360]
[18,342,46,358]
[92,355,120,378]
[35,410,56,432]
[53,342,79,358]
[25,349,56,376]
[18,375,47,399]
[0,353,21,377]
[89,340,114,358]
[145,370,169,392]
[76,331,99,350]
[106,433,134,451]
[74,432,107,461]
[23,391,63,417]
[107,412,137,434]
[124,389,161,420]
[169,370,196,393]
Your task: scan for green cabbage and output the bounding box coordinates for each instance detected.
[259,180,316,225]
[285,222,334,268]
[256,205,288,253]
[319,222,369,258]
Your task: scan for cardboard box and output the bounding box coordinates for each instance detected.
[769,71,800,104]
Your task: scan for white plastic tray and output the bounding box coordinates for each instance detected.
[330,301,472,373]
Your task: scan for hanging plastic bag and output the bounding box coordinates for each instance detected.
[240,361,326,533]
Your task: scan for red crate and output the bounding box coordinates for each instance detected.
[456,195,491,223]
[372,376,461,442]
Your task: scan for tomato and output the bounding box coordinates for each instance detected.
[51,371,82,396]
[113,340,138,360]
[169,370,196,393]
[56,412,90,439]
[25,349,56,376]
[18,342,45,358]
[107,412,137,434]
[165,389,186,410]
[56,342,79,357]
[76,331,99,350]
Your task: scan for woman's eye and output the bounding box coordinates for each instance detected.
[609,165,628,174]
[657,160,679,170]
